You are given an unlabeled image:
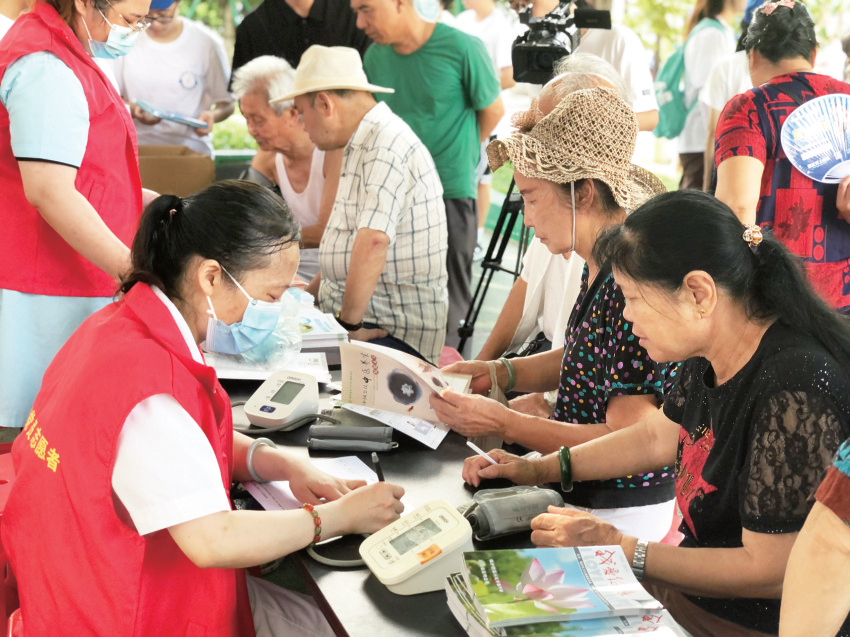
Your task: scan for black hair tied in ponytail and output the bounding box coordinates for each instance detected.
[593,190,850,367]
[120,180,301,300]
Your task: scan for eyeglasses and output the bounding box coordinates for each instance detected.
[102,0,151,32]
[146,14,176,24]
[145,2,180,24]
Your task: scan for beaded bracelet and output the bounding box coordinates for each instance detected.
[301,503,322,546]
[499,357,517,393]
[559,446,574,493]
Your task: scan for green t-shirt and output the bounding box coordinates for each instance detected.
[363,23,501,200]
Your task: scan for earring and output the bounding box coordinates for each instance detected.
[698,307,706,319]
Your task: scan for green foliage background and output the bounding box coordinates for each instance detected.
[183,0,849,151]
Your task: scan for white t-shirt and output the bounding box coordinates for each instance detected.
[512,237,584,353]
[699,49,751,113]
[0,13,14,41]
[439,10,457,27]
[454,8,516,75]
[111,286,230,536]
[575,24,658,115]
[275,148,325,282]
[679,18,735,152]
[112,19,233,155]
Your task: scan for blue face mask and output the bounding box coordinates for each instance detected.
[82,11,141,60]
[205,269,282,355]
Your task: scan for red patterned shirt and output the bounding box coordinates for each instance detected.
[715,72,850,310]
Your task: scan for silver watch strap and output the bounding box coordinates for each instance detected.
[632,539,649,581]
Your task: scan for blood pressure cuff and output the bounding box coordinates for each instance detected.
[307,408,397,453]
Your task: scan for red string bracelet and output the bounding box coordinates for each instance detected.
[301,503,322,545]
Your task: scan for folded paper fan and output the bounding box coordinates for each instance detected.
[782,93,850,184]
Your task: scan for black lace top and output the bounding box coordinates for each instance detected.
[663,321,850,634]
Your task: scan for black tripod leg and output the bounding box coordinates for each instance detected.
[457,179,525,353]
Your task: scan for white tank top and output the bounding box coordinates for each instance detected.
[275,149,325,281]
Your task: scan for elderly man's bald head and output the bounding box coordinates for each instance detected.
[537,53,631,116]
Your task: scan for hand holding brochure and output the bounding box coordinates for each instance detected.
[134,99,208,129]
[338,341,471,448]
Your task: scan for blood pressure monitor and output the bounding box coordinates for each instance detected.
[243,370,320,431]
[359,500,474,595]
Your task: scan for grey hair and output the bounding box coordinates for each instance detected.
[231,55,297,115]
[552,53,632,108]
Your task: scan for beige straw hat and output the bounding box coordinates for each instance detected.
[487,87,665,211]
[271,45,394,103]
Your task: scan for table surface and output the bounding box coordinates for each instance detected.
[224,379,527,637]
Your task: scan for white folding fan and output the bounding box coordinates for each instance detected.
[782,93,850,183]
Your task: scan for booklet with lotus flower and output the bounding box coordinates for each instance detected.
[338,341,471,448]
[445,571,685,637]
[458,546,662,629]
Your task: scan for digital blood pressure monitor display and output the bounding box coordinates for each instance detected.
[389,518,442,555]
[359,500,474,595]
[270,381,305,406]
[243,370,319,430]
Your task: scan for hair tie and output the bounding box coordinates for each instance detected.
[743,224,763,249]
[168,208,177,218]
[760,0,795,16]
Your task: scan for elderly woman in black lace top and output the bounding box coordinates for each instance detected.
[462,190,850,637]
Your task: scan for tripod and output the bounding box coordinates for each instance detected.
[457,179,530,353]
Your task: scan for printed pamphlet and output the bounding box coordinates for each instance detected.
[338,341,470,448]
[446,571,684,636]
[460,546,661,628]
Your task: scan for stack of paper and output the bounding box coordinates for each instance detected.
[297,307,348,366]
[446,546,688,637]
[206,350,331,383]
[299,308,349,349]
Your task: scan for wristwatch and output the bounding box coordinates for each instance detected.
[632,539,649,580]
[333,311,363,332]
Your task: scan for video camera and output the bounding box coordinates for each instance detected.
[512,0,612,85]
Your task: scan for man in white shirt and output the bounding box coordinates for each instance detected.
[112,0,234,156]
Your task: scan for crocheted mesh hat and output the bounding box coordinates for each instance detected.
[487,87,665,210]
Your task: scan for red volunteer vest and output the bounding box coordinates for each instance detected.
[1,284,255,637]
[0,3,142,297]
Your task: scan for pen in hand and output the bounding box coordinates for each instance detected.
[466,440,498,466]
[371,451,385,482]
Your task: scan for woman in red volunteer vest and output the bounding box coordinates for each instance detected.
[0,0,149,433]
[2,180,406,637]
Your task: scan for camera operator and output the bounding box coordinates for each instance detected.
[513,0,658,132]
